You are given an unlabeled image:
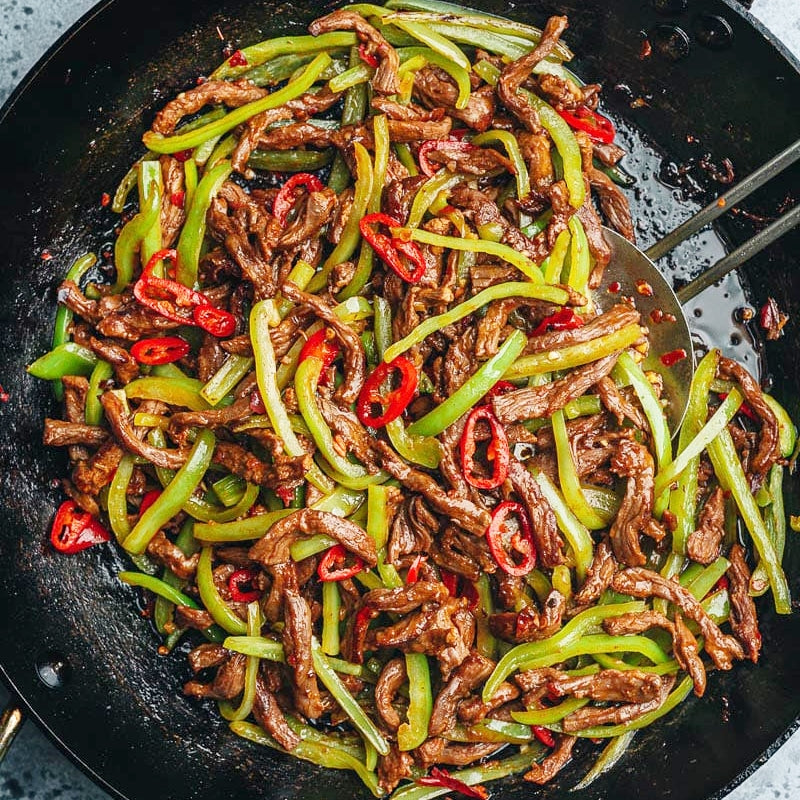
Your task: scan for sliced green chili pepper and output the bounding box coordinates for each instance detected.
[185,483,260,524]
[124,376,211,411]
[472,130,530,199]
[520,633,670,671]
[112,159,162,293]
[123,429,216,554]
[751,464,786,596]
[200,354,254,407]
[385,282,569,363]
[311,636,390,756]
[367,484,404,589]
[474,573,497,660]
[511,697,589,726]
[407,170,465,229]
[119,571,199,609]
[145,54,332,154]
[685,556,730,601]
[386,418,442,469]
[408,330,526,437]
[707,427,791,615]
[394,142,419,175]
[28,342,98,380]
[388,17,470,70]
[176,159,232,287]
[112,162,140,213]
[322,580,342,656]
[107,453,135,542]
[482,601,645,701]
[154,517,198,646]
[573,731,636,790]
[84,360,113,426]
[542,227,571,284]
[197,545,247,634]
[398,653,433,751]
[566,215,591,294]
[194,509,293,542]
[219,602,261,721]
[211,474,246,507]
[248,148,333,173]
[308,142,374,293]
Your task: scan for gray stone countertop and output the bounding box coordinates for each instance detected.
[1,1,799,799]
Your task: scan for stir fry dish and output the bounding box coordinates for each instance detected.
[28,1,797,796]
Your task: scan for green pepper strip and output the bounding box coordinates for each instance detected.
[542,227,571,284]
[212,474,246,506]
[119,571,199,609]
[686,556,730,601]
[200,354,254,407]
[285,717,367,758]
[407,170,466,229]
[296,357,376,481]
[112,160,162,293]
[751,464,786,596]
[139,164,162,266]
[708,427,791,614]
[385,418,442,469]
[248,148,334,173]
[385,283,568,364]
[593,652,679,675]
[251,299,332,494]
[322,581,342,657]
[287,491,367,559]
[124,376,211,411]
[613,351,673,516]
[329,63,373,92]
[328,47,368,194]
[112,162,140,213]
[419,21,529,59]
[394,142,419,175]
[311,637,390,756]
[28,342,98,380]
[108,454,135,542]
[219,602,261,721]
[397,653,433,751]
[229,721,381,798]
[533,470,594,580]
[653,388,743,498]
[765,394,797,457]
[154,518,198,647]
[505,323,642,381]
[198,545,248,634]
[473,573,497,661]
[463,718,532,744]
[308,141,374,293]
[145,54,331,154]
[477,60,584,208]
[123,429,216,554]
[563,675,694,738]
[275,260,316,318]
[388,17,470,70]
[367,484,404,589]
[471,130,530,199]
[182,157,198,208]
[194,509,293,542]
[520,633,670,671]
[573,731,637,790]
[393,226,543,282]
[551,408,607,530]
[408,330,526,437]
[511,696,589,726]
[565,215,591,295]
[341,115,391,300]
[82,360,113,426]
[482,601,645,701]
[184,483,260,524]
[391,746,546,800]
[176,160,232,287]
[398,46,471,109]
[315,454,389,491]
[211,32,356,79]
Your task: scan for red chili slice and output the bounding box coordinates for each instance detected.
[440,568,459,597]
[417,140,476,176]
[249,390,266,414]
[299,328,341,386]
[228,567,262,602]
[170,190,186,208]
[416,767,488,799]
[660,348,688,367]
[405,554,427,585]
[358,42,380,68]
[460,406,510,490]
[192,303,236,337]
[486,380,517,400]
[718,392,758,421]
[359,213,426,283]
[130,336,191,365]
[532,725,556,748]
[228,50,249,68]
[556,106,616,144]
[484,501,537,577]
[531,307,585,336]
[439,569,479,611]
[139,489,162,516]
[275,485,297,508]
[273,173,324,227]
[50,500,111,554]
[317,545,364,582]
[356,355,418,428]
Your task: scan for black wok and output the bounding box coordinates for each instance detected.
[0,0,799,798]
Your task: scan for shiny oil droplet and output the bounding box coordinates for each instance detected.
[694,13,734,50]
[35,650,71,689]
[650,25,691,61]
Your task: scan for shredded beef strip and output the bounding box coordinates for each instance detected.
[187,643,228,672]
[413,67,494,131]
[43,420,108,448]
[524,734,577,784]
[429,652,494,736]
[317,396,383,473]
[457,680,520,725]
[184,652,247,699]
[378,746,414,794]
[717,356,781,489]
[375,657,408,730]
[249,508,377,568]
[492,353,621,423]
[549,668,664,703]
[373,440,491,535]
[561,675,675,733]
[489,590,565,643]
[146,531,200,580]
[277,187,337,250]
[595,376,648,430]
[727,544,762,663]
[160,155,186,246]
[507,458,564,567]
[498,16,569,133]
[175,606,215,631]
[253,674,301,751]
[612,568,744,669]
[686,487,726,565]
[572,539,617,607]
[280,282,366,405]
[608,438,665,566]
[309,10,399,94]
[88,336,139,384]
[151,80,267,135]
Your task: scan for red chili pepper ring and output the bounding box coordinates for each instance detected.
[359,213,427,284]
[356,355,419,428]
[317,545,364,582]
[50,500,111,554]
[460,406,510,490]
[484,501,537,577]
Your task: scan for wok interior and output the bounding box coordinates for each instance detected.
[0,0,799,798]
